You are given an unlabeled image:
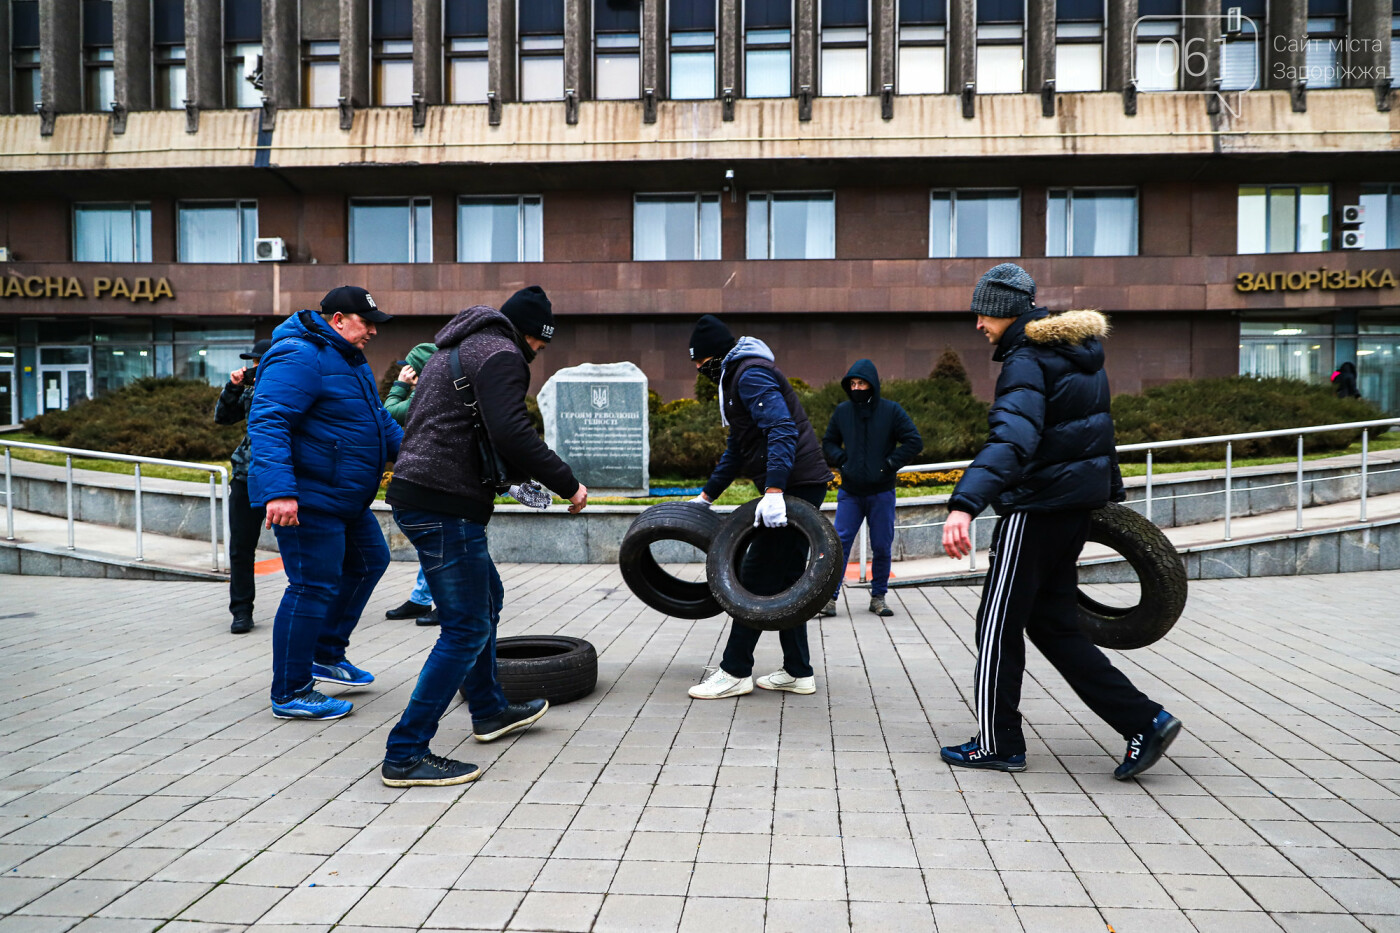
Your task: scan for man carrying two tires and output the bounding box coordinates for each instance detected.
[685,315,834,700]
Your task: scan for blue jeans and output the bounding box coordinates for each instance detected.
[385,508,510,766]
[270,506,389,704]
[833,488,897,598]
[410,566,433,606]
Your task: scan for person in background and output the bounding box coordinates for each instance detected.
[1332,361,1361,400]
[820,359,922,618]
[686,315,834,700]
[383,342,440,626]
[248,285,402,722]
[215,338,271,635]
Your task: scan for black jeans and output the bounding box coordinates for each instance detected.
[228,478,266,619]
[719,484,828,680]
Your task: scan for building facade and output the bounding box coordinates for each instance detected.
[1,0,1398,425]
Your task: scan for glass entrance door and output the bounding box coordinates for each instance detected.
[37,346,93,413]
[0,348,14,424]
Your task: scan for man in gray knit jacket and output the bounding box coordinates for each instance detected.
[380,286,588,787]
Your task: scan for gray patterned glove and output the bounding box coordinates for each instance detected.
[508,481,552,510]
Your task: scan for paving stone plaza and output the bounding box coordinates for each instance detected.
[2,563,1399,932]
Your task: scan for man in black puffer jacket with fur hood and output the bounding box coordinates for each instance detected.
[381,286,588,788]
[939,263,1181,782]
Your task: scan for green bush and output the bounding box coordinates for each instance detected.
[797,375,989,465]
[24,377,243,461]
[650,396,729,477]
[1111,376,1380,461]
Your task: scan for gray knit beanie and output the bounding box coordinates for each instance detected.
[970,263,1037,318]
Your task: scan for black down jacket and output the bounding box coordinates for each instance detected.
[822,359,923,496]
[948,308,1125,516]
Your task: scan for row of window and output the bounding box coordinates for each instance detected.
[64,186,1400,265]
[15,1,1397,114]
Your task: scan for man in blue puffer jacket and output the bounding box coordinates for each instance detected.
[248,286,403,721]
[938,263,1182,781]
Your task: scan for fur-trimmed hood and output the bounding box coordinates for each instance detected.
[1024,309,1110,346]
[996,308,1108,374]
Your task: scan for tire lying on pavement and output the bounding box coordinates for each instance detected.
[619,503,725,619]
[462,635,598,706]
[705,496,844,632]
[1077,502,1188,650]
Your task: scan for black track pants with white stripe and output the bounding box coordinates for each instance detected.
[973,510,1162,758]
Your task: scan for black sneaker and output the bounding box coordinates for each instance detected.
[1115,710,1182,781]
[381,753,482,787]
[230,614,254,635]
[386,599,431,620]
[416,608,439,626]
[472,699,549,743]
[940,736,1027,772]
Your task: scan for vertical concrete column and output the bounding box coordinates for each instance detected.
[413,0,443,104]
[945,0,975,93]
[263,0,301,111]
[40,0,83,114]
[871,0,895,101]
[0,3,12,115]
[185,0,224,108]
[1347,0,1390,92]
[719,0,739,107]
[488,0,517,103]
[641,0,665,100]
[794,0,816,103]
[340,0,369,108]
[564,0,591,104]
[1181,0,1219,92]
[1266,0,1305,91]
[1025,0,1053,94]
[1105,0,1136,91]
[114,0,153,111]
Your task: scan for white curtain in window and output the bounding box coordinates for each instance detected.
[597,52,641,99]
[1237,186,1267,254]
[179,204,242,263]
[1297,185,1330,253]
[746,196,769,259]
[898,44,944,95]
[746,48,791,97]
[308,61,338,106]
[378,59,413,105]
[351,201,412,263]
[1055,43,1102,92]
[1135,40,1177,91]
[1072,191,1136,257]
[450,57,488,102]
[75,205,151,262]
[671,50,715,98]
[769,195,834,259]
[459,198,541,262]
[1220,39,1257,91]
[1047,191,1068,257]
[522,55,565,100]
[820,45,866,96]
[158,63,187,109]
[976,45,1022,93]
[929,192,952,258]
[229,43,262,107]
[955,192,1019,257]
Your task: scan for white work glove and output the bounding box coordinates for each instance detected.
[688,494,711,508]
[508,481,551,510]
[754,491,788,528]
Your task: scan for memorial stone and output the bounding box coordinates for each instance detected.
[538,362,649,496]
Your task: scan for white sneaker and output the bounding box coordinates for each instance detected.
[688,669,754,699]
[756,670,816,695]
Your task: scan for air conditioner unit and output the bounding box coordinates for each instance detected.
[1341,204,1365,225]
[1341,229,1365,249]
[0,248,10,262]
[254,237,288,261]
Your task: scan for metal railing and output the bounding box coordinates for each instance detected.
[865,417,1400,575]
[1,440,230,572]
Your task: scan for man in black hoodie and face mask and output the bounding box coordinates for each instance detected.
[820,359,922,618]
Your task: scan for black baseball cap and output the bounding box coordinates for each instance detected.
[239,338,273,361]
[320,285,393,323]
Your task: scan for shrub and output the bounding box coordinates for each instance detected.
[930,347,972,394]
[800,376,990,463]
[694,371,717,403]
[24,377,243,461]
[650,395,729,477]
[1111,376,1380,461]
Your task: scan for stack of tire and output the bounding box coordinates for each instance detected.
[619,497,844,631]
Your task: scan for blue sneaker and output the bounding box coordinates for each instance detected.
[940,736,1027,772]
[1115,710,1182,781]
[311,660,375,687]
[272,690,353,720]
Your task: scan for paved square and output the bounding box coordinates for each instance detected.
[1,564,1399,931]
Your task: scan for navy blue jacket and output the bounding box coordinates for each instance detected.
[949,309,1124,516]
[247,310,403,517]
[822,359,923,496]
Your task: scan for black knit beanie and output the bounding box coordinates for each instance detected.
[689,314,736,362]
[500,286,555,342]
[970,263,1037,318]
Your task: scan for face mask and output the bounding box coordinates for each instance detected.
[849,388,873,405]
[698,358,724,383]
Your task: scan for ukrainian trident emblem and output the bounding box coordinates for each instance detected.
[590,385,610,410]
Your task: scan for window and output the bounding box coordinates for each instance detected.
[975,26,1022,93]
[595,0,641,100]
[1392,15,1399,89]
[156,46,187,108]
[304,41,340,107]
[1304,16,1343,89]
[1239,321,1333,387]
[173,321,257,387]
[1358,321,1400,414]
[85,47,115,111]
[520,0,565,101]
[458,196,542,262]
[374,40,414,105]
[820,0,868,97]
[670,0,716,99]
[747,192,835,259]
[349,198,433,263]
[446,0,489,102]
[929,190,1020,258]
[1134,18,1179,91]
[1359,184,1400,251]
[1237,185,1330,254]
[634,194,721,261]
[11,0,40,113]
[74,203,153,262]
[1054,1,1103,93]
[226,43,263,107]
[1047,188,1138,257]
[1219,8,1261,91]
[746,0,792,98]
[898,0,946,95]
[178,201,258,263]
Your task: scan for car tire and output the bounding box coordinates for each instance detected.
[1077,502,1188,650]
[464,635,598,706]
[619,503,725,619]
[705,496,843,632]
